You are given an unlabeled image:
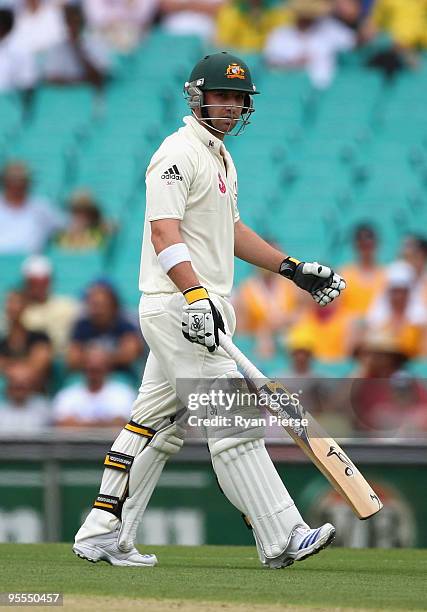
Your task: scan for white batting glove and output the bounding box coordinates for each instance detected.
[312,272,346,306]
[279,257,346,307]
[182,286,225,352]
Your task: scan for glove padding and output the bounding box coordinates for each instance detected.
[182,296,225,352]
[279,258,346,307]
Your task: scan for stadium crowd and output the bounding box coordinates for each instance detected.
[1,0,427,436]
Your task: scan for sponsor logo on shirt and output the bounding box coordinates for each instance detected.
[161,165,183,182]
[218,172,227,194]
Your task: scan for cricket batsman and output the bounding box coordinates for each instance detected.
[73,52,346,568]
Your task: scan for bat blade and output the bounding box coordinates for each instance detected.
[258,380,383,519]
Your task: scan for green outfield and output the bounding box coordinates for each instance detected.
[0,545,425,611]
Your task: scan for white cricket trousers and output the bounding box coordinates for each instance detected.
[133,291,238,427]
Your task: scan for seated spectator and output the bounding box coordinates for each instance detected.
[21,255,80,355]
[67,280,142,377]
[284,327,318,379]
[351,333,427,435]
[286,297,356,362]
[10,0,66,57]
[264,0,356,89]
[53,345,135,428]
[56,189,112,250]
[401,234,427,309]
[0,362,51,432]
[359,0,427,77]
[0,289,52,391]
[216,0,289,52]
[0,8,38,93]
[43,4,111,89]
[160,0,224,41]
[365,261,427,358]
[339,224,386,318]
[0,161,65,254]
[368,0,427,54]
[83,0,159,52]
[234,266,298,359]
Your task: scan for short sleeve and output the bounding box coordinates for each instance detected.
[145,146,194,222]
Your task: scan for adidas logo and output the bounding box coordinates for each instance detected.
[161,165,183,181]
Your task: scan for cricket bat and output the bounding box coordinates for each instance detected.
[219,332,383,520]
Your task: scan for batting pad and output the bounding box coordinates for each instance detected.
[210,437,305,559]
[74,427,151,543]
[118,420,185,552]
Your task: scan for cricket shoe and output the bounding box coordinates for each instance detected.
[73,529,157,567]
[261,523,336,569]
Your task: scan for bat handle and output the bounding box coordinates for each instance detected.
[219,331,264,380]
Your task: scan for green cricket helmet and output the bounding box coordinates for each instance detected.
[184,51,260,136]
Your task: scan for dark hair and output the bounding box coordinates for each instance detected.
[86,279,120,310]
[406,234,427,256]
[353,223,377,242]
[0,9,13,38]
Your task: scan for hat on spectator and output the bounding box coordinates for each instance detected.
[386,261,416,289]
[22,255,52,279]
[288,0,332,18]
[287,327,315,353]
[361,331,406,358]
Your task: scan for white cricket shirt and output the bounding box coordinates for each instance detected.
[139,115,240,297]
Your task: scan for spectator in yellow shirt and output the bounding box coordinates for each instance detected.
[369,0,427,50]
[216,0,289,52]
[339,224,386,318]
[285,298,356,363]
[233,266,298,358]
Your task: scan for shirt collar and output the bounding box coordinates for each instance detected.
[183,115,226,158]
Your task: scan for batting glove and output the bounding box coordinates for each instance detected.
[279,257,346,307]
[182,286,225,352]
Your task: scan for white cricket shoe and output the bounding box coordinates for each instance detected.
[73,530,157,567]
[261,523,336,569]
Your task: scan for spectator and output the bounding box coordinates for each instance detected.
[67,280,142,377]
[83,0,159,52]
[43,4,111,89]
[286,297,356,362]
[0,289,52,390]
[368,0,427,53]
[365,261,427,358]
[0,362,51,432]
[234,266,297,359]
[10,0,66,57]
[351,333,427,434]
[339,224,386,318]
[0,161,65,254]
[264,0,356,89]
[159,0,224,41]
[0,8,38,93]
[284,326,318,379]
[21,255,80,355]
[359,0,427,77]
[216,0,288,52]
[56,189,112,250]
[401,235,427,309]
[53,345,135,428]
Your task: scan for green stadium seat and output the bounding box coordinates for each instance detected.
[0,254,26,307]
[47,248,105,297]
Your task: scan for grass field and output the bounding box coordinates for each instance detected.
[0,545,426,611]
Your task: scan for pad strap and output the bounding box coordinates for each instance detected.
[124,420,156,438]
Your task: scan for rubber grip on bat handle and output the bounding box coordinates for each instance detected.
[218,331,264,380]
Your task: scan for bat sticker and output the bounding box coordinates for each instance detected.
[327,446,355,477]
